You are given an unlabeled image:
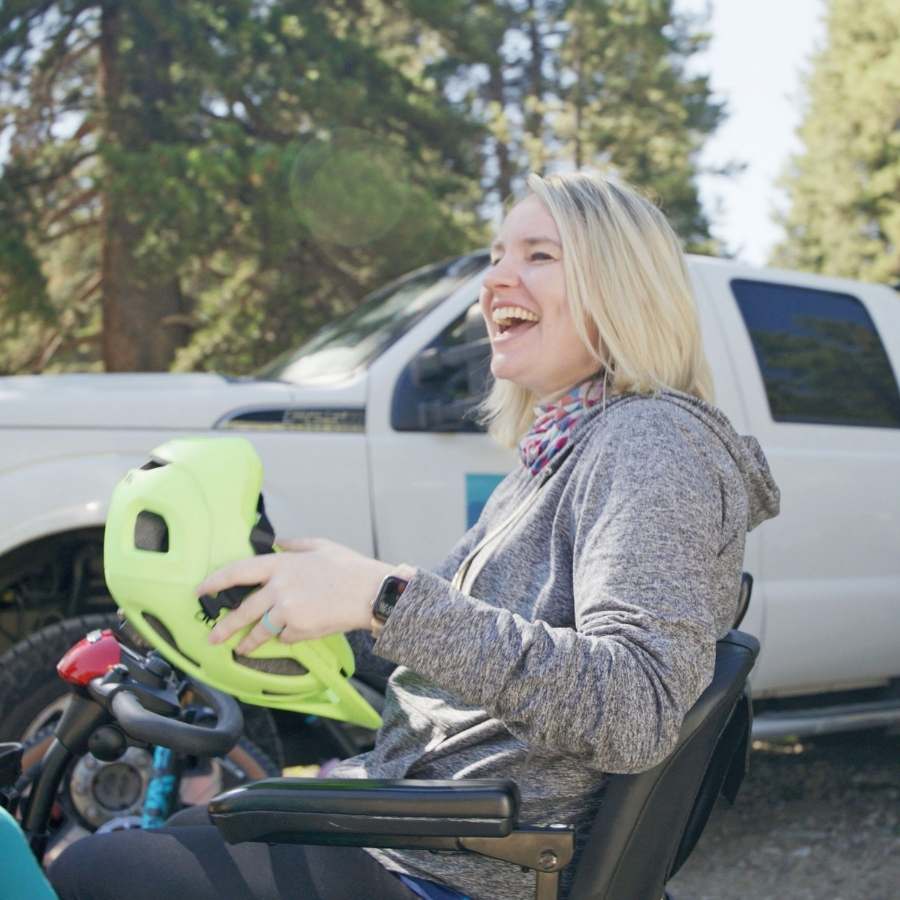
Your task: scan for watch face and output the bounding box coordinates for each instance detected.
[374,575,407,622]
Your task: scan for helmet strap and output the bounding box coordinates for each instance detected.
[250,495,276,555]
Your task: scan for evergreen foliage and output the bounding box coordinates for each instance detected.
[773,0,900,284]
[0,0,723,375]
[555,0,723,248]
[415,0,723,249]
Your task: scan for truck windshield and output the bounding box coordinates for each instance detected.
[255,253,487,385]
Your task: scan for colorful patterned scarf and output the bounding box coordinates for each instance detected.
[518,373,606,477]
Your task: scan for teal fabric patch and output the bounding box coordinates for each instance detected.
[0,806,57,899]
[465,474,504,528]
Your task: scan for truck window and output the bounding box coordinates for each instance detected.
[256,253,488,385]
[392,302,492,432]
[731,279,900,428]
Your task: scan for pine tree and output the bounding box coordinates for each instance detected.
[1,0,727,374]
[772,0,900,283]
[553,0,723,249]
[0,1,485,374]
[416,0,722,249]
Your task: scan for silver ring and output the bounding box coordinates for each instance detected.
[261,608,285,637]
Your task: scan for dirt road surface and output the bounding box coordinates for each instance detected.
[668,729,899,900]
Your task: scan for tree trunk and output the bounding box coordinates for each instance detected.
[487,60,514,202]
[526,0,545,171]
[99,0,189,372]
[573,1,585,169]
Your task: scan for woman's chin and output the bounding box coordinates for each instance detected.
[490,357,521,383]
[490,360,538,393]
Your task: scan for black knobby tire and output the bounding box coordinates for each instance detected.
[214,733,281,783]
[0,613,116,741]
[0,612,285,769]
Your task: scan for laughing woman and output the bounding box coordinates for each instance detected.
[50,170,779,900]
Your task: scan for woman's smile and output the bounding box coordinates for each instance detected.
[491,304,542,343]
[491,318,539,343]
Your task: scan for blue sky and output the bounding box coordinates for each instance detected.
[676,0,827,265]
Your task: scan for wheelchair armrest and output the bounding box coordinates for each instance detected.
[209,777,574,900]
[208,777,521,846]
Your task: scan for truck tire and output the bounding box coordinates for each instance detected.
[0,612,285,769]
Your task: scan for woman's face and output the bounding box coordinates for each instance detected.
[480,194,600,401]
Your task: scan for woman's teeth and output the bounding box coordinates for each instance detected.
[492,306,540,333]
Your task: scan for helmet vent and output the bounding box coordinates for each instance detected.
[142,613,200,669]
[135,511,169,552]
[233,652,308,676]
[140,458,168,470]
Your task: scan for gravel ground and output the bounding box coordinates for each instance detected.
[668,729,900,900]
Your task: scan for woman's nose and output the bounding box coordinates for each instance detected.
[483,257,520,292]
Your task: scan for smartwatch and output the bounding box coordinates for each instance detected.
[371,574,408,636]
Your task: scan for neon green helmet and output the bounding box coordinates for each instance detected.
[103,436,381,730]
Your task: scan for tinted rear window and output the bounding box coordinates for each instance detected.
[731,279,900,428]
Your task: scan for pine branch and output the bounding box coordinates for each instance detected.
[198,106,263,140]
[33,332,64,371]
[236,89,293,142]
[66,272,102,310]
[32,28,100,112]
[35,330,103,372]
[159,313,199,330]
[45,216,100,243]
[44,185,101,227]
[6,149,97,190]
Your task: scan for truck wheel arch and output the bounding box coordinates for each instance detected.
[0,526,112,652]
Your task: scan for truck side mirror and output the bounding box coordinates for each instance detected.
[392,304,492,433]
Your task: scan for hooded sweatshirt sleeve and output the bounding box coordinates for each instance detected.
[373,401,745,774]
[345,472,518,682]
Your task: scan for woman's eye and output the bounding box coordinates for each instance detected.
[531,252,553,261]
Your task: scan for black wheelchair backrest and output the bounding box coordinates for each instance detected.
[569,630,759,900]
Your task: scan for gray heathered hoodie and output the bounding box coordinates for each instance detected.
[336,389,780,900]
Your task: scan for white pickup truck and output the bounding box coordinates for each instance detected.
[1,252,898,739]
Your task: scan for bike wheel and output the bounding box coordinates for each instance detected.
[0,612,285,768]
[18,726,281,866]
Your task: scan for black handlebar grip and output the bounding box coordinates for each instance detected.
[111,680,244,757]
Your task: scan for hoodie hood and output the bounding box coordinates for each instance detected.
[641,389,781,531]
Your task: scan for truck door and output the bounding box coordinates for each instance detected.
[365,270,516,570]
[696,262,900,697]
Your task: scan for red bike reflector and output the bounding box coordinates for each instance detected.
[57,629,122,686]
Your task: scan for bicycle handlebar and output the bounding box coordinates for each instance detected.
[110,679,243,757]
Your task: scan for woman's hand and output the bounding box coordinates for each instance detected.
[196,537,412,655]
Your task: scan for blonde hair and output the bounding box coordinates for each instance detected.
[478,170,715,447]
